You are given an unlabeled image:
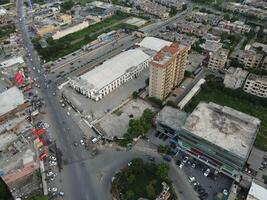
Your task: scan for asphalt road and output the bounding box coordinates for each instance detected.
[16,1,199,199]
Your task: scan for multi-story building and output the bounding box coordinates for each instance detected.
[218,20,251,33]
[224,67,249,89]
[149,43,189,100]
[231,50,263,68]
[69,49,151,101]
[167,102,260,179]
[207,48,229,70]
[187,11,222,26]
[262,56,267,70]
[243,74,267,98]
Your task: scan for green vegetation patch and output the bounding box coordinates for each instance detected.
[27,195,48,200]
[185,76,267,151]
[220,32,241,52]
[0,25,15,39]
[0,178,13,200]
[127,108,154,138]
[112,159,171,200]
[33,11,134,61]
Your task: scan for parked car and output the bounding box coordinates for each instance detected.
[179,163,184,169]
[155,132,160,137]
[182,156,189,163]
[163,155,172,162]
[147,156,155,162]
[200,193,208,200]
[176,160,181,166]
[188,176,195,183]
[163,135,168,141]
[159,134,164,139]
[204,168,210,177]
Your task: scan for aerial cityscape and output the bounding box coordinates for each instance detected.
[0,0,267,200]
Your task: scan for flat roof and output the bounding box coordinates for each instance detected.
[76,49,150,91]
[183,102,260,159]
[0,57,24,68]
[139,37,172,52]
[248,181,267,200]
[0,86,25,116]
[156,106,188,131]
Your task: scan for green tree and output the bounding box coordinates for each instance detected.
[157,163,169,179]
[146,182,156,198]
[132,91,139,99]
[61,0,74,12]
[126,190,135,200]
[127,174,135,184]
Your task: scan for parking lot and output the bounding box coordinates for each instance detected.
[174,151,233,200]
[60,68,149,120]
[149,131,233,200]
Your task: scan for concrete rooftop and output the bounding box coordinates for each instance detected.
[183,102,260,159]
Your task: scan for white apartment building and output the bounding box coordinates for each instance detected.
[69,49,151,101]
[208,48,229,70]
[224,67,249,89]
[243,74,267,98]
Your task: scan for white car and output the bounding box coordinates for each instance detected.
[49,161,57,166]
[46,171,53,177]
[80,139,85,145]
[49,155,56,161]
[179,163,184,169]
[204,168,210,177]
[48,187,58,192]
[188,176,195,183]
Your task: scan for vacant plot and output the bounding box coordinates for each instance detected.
[34,11,135,61]
[97,99,156,138]
[185,79,267,151]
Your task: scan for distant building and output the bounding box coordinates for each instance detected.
[218,21,251,33]
[207,48,229,70]
[69,49,151,101]
[243,74,267,98]
[246,181,267,200]
[224,67,249,89]
[172,102,260,178]
[187,11,222,26]
[231,50,263,68]
[149,43,189,100]
[262,57,267,70]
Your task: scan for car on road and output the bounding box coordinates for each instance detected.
[49,161,57,166]
[59,192,64,196]
[49,155,56,161]
[204,168,210,177]
[199,193,208,200]
[192,163,196,168]
[74,142,78,147]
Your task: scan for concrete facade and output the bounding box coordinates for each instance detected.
[149,43,189,100]
[243,74,267,98]
[207,48,229,70]
[231,50,263,68]
[224,67,249,89]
